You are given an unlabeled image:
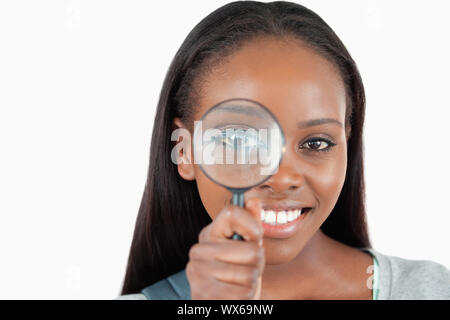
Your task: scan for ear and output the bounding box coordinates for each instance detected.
[172,117,195,181]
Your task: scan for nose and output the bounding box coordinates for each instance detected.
[257,161,304,195]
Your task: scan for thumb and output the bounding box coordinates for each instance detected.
[245,197,263,245]
[245,197,262,223]
[252,274,262,300]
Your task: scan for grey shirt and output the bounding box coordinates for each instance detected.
[115,247,450,300]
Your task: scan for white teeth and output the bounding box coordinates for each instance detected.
[287,211,295,222]
[266,210,276,224]
[277,211,287,224]
[261,208,305,225]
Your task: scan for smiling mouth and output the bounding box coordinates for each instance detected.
[260,207,312,225]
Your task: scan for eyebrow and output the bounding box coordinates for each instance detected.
[298,118,343,128]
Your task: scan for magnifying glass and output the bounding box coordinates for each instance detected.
[193,98,285,240]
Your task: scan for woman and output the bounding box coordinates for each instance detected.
[117,1,450,300]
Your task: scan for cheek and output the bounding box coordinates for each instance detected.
[194,166,231,219]
[309,151,347,213]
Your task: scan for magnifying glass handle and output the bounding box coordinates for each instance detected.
[231,191,245,241]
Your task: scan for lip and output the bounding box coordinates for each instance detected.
[259,199,312,211]
[258,199,313,239]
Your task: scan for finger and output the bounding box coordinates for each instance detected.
[253,274,262,300]
[191,275,257,300]
[245,198,264,245]
[245,197,263,226]
[208,259,260,288]
[189,241,265,266]
[209,203,263,242]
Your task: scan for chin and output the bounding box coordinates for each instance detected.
[263,239,307,265]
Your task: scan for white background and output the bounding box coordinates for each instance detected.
[0,0,449,299]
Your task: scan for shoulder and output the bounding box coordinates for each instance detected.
[114,293,147,300]
[141,269,191,300]
[115,269,190,300]
[362,247,450,299]
[388,254,450,299]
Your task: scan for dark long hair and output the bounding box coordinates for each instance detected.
[121,1,370,294]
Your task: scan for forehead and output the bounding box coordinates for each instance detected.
[196,37,346,126]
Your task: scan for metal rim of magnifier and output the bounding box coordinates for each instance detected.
[194,97,286,192]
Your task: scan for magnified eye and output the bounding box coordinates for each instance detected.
[221,129,263,152]
[221,133,235,149]
[203,126,272,165]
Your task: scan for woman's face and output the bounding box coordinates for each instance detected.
[178,36,350,265]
